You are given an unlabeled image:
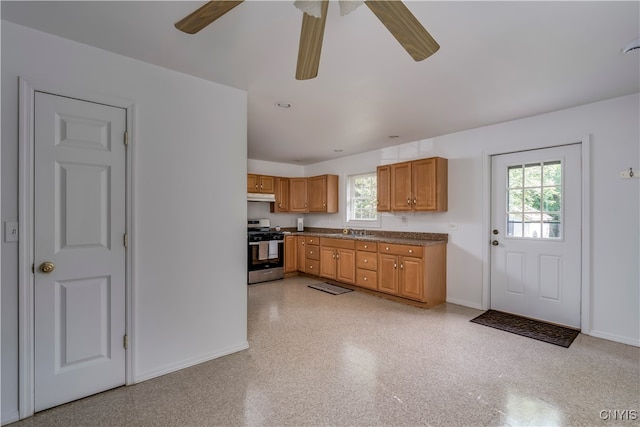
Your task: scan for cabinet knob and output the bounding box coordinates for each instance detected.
[407,198,411,206]
[364,277,368,281]
[413,199,417,205]
[408,249,413,254]
[310,251,313,254]
[400,264,404,269]
[364,245,368,249]
[364,259,368,263]
[394,263,397,269]
[309,265,313,269]
[336,254,339,259]
[386,246,389,251]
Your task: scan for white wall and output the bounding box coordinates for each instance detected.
[2,21,248,423]
[303,94,640,346]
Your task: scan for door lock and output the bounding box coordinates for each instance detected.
[39,262,55,273]
[491,240,499,246]
[492,229,499,235]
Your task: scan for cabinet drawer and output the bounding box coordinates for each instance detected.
[356,251,378,270]
[320,238,355,249]
[305,245,320,260]
[355,241,377,252]
[306,259,319,274]
[305,236,319,245]
[378,243,423,258]
[356,269,377,290]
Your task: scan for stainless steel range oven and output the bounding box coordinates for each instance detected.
[248,219,284,284]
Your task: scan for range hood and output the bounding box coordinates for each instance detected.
[247,192,276,202]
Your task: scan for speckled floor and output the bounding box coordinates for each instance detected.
[10,276,639,426]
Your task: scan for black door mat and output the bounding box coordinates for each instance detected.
[470,309,579,348]
[308,282,353,295]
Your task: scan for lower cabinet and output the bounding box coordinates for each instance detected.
[292,235,446,308]
[284,235,297,273]
[319,238,355,284]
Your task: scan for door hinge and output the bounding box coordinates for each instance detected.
[32,263,35,274]
[123,334,128,350]
[124,131,129,146]
[123,233,128,248]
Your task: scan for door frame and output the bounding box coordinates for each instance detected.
[17,77,136,419]
[481,136,592,334]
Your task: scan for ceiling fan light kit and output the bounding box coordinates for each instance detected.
[175,0,440,80]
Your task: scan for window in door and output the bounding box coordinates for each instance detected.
[506,160,562,239]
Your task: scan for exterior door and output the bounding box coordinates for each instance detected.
[490,144,581,328]
[34,92,127,411]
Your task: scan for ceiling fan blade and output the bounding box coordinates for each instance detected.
[296,0,329,80]
[175,1,244,34]
[365,1,439,61]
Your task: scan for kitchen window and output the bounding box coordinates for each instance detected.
[346,172,379,226]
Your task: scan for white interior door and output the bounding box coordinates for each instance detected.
[34,92,127,411]
[490,144,581,328]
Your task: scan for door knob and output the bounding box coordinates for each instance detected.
[492,229,499,235]
[491,240,499,246]
[39,262,55,273]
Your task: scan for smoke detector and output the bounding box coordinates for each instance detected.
[622,38,640,54]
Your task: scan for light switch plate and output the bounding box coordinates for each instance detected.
[5,221,19,242]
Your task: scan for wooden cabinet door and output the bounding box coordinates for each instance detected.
[336,248,355,284]
[289,178,308,212]
[390,162,412,211]
[284,235,297,273]
[260,175,275,194]
[308,175,327,212]
[272,177,290,212]
[297,237,306,272]
[412,158,438,211]
[247,174,259,193]
[319,247,336,279]
[378,253,399,295]
[376,165,391,212]
[399,256,424,301]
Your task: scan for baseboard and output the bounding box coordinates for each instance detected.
[134,341,250,383]
[1,410,20,426]
[587,330,640,347]
[446,296,484,310]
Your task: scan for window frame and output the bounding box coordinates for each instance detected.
[345,171,381,228]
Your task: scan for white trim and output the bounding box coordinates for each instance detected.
[482,139,592,330]
[17,77,135,419]
[446,297,484,311]
[134,342,249,383]
[580,135,592,336]
[588,330,640,347]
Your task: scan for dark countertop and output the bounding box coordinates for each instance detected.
[280,227,448,246]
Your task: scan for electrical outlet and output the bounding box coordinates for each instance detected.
[5,222,18,242]
[401,216,408,227]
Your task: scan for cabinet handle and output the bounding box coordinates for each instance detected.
[364,245,368,249]
[408,249,413,254]
[400,264,404,269]
[364,259,368,263]
[413,199,417,205]
[385,246,389,251]
[302,242,305,245]
[394,263,397,269]
[310,251,313,254]
[323,202,326,207]
[332,253,335,259]
[364,277,368,281]
[336,254,339,259]
[309,265,313,269]
[407,198,411,206]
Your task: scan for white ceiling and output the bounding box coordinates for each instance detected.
[3,1,639,165]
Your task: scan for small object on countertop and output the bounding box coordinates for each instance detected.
[275,226,281,231]
[343,228,349,234]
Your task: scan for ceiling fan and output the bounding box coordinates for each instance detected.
[174,0,440,80]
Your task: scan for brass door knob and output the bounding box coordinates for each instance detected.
[491,240,499,246]
[39,262,55,273]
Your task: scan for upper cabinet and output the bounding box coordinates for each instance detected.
[376,165,391,212]
[308,174,339,213]
[378,157,448,212]
[271,177,290,213]
[289,178,309,213]
[247,174,275,194]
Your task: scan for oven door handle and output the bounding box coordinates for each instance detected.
[249,242,260,246]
